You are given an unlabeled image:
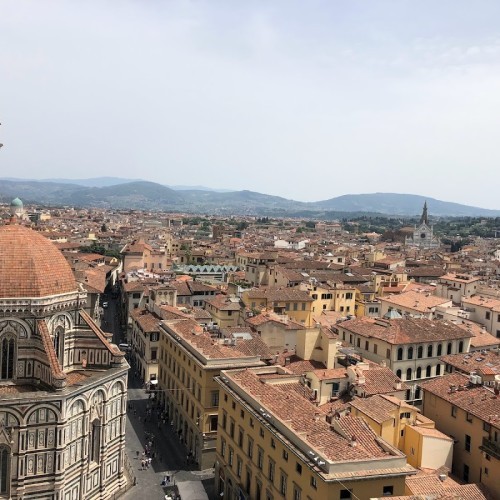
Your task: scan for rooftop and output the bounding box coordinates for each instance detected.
[421,373,500,426]
[337,317,473,345]
[0,224,77,298]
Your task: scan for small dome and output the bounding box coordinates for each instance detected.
[384,309,403,320]
[0,224,77,298]
[10,197,23,207]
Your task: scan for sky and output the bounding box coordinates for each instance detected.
[1,1,500,208]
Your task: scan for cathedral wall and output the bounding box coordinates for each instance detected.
[0,373,128,499]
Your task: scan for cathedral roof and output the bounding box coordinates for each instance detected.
[10,197,23,207]
[0,224,77,298]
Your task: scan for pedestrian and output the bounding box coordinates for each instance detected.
[148,457,152,467]
[140,459,145,470]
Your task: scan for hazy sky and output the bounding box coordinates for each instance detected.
[1,1,500,208]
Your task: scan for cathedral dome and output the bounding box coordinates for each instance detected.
[10,197,23,207]
[0,224,77,298]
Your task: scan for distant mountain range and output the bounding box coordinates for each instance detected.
[0,177,499,217]
[0,177,233,192]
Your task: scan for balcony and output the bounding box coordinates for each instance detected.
[480,437,500,460]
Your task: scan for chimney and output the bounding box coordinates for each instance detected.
[350,435,357,447]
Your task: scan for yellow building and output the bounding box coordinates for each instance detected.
[237,251,278,286]
[215,366,415,500]
[242,288,314,326]
[204,295,242,329]
[245,310,306,352]
[158,318,265,469]
[301,281,356,317]
[130,306,161,383]
[350,394,453,471]
[354,285,380,318]
[422,372,500,496]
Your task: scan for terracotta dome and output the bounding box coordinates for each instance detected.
[0,224,77,298]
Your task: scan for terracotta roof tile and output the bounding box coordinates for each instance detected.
[0,224,76,297]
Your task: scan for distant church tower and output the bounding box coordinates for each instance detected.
[9,197,27,220]
[406,202,440,249]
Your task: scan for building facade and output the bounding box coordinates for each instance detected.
[0,223,129,499]
[157,318,264,470]
[405,202,440,249]
[215,366,415,500]
[334,317,472,404]
[422,373,500,495]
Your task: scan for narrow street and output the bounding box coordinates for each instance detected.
[102,292,216,499]
[121,375,215,500]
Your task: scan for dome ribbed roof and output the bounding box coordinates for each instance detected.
[0,224,77,298]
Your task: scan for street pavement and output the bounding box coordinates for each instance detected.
[101,292,216,499]
[121,375,216,500]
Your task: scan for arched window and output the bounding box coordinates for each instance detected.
[416,367,422,379]
[415,387,421,400]
[436,364,441,376]
[458,341,464,353]
[427,345,433,357]
[0,445,10,494]
[90,419,101,463]
[417,346,423,359]
[0,338,15,380]
[426,365,431,378]
[447,342,452,355]
[437,344,443,356]
[396,369,402,379]
[406,368,412,381]
[54,326,64,362]
[407,347,414,360]
[397,348,403,361]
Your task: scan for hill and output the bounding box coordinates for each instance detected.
[1,178,499,217]
[315,193,500,217]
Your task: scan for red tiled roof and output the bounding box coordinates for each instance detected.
[0,224,77,297]
[339,318,473,345]
[228,369,404,463]
[421,373,500,425]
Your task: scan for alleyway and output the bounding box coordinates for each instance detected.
[121,373,216,500]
